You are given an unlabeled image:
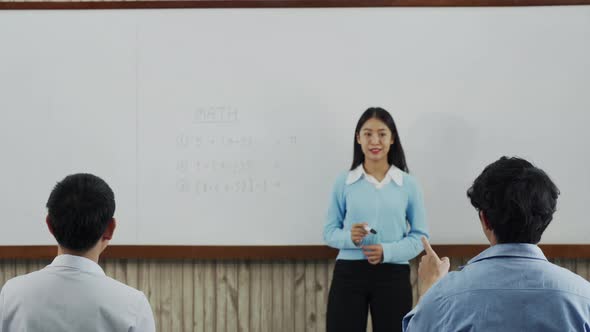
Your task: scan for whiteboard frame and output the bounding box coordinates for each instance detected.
[1,0,589,10]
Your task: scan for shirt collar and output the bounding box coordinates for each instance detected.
[467,243,548,265]
[345,165,404,186]
[49,254,106,276]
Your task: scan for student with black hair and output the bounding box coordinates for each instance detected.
[324,107,429,332]
[404,157,590,331]
[0,173,155,332]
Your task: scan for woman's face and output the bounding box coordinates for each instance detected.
[356,117,394,164]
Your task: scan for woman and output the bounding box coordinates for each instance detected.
[324,107,429,332]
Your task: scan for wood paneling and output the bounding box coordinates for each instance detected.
[1,258,588,331]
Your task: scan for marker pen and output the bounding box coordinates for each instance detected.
[364,225,377,234]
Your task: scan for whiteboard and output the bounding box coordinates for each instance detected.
[1,6,589,245]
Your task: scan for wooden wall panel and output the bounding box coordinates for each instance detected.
[1,258,588,331]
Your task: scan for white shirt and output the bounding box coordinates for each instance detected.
[0,254,155,332]
[346,165,404,189]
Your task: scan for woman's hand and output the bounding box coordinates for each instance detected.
[351,222,369,246]
[362,244,383,264]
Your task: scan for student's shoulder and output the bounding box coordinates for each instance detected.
[91,275,150,311]
[101,275,146,299]
[1,274,22,293]
[0,269,51,299]
[545,262,590,297]
[418,266,491,306]
[1,269,45,289]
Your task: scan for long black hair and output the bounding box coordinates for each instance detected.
[350,107,409,172]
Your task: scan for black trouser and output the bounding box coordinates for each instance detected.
[326,260,412,332]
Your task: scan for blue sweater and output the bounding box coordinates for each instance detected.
[323,168,429,264]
